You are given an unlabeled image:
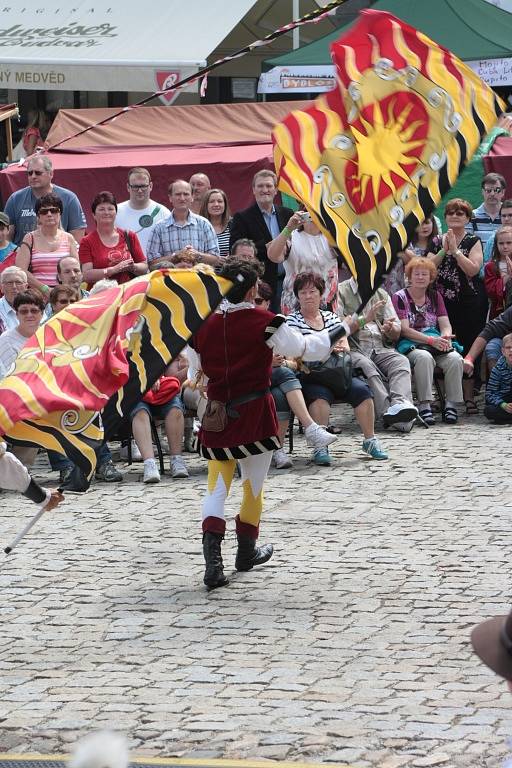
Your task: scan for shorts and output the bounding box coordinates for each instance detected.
[130,394,185,421]
[301,376,372,408]
[271,365,302,420]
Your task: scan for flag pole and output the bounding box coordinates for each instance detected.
[4,502,48,555]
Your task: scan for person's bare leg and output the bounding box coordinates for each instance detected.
[285,389,314,427]
[277,419,288,446]
[131,411,154,460]
[308,398,330,426]
[165,408,185,455]
[353,398,375,440]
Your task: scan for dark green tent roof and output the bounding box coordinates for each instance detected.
[264,0,512,68]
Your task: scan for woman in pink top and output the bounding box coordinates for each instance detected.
[16,193,78,298]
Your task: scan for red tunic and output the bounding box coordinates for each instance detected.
[192,307,280,459]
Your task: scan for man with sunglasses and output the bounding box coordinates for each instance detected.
[115,167,170,256]
[468,173,507,248]
[4,155,86,246]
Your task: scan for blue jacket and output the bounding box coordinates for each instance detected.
[485,356,512,407]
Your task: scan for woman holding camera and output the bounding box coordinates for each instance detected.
[267,210,339,315]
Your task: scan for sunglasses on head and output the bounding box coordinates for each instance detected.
[27,169,44,176]
[38,207,60,215]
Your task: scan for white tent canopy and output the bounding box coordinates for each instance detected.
[0,0,255,92]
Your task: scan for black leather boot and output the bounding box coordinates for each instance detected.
[202,532,229,590]
[235,534,273,572]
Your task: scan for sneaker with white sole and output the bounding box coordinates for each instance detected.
[362,437,388,460]
[304,422,337,449]
[143,459,160,484]
[120,439,142,461]
[273,447,293,469]
[312,447,332,466]
[382,401,418,426]
[170,455,189,478]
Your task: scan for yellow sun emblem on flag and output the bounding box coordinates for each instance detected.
[347,94,429,213]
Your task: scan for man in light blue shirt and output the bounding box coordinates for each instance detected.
[0,266,28,332]
[146,180,220,268]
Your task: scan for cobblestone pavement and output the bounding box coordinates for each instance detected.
[1,403,511,768]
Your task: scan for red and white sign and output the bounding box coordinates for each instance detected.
[155,71,182,105]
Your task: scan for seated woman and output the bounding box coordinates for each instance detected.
[254,281,336,469]
[287,272,388,465]
[484,225,512,320]
[392,257,464,426]
[130,356,189,483]
[43,284,79,322]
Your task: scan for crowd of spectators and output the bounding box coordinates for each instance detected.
[1,160,512,489]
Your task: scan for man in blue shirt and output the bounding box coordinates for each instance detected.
[146,179,220,268]
[5,155,86,245]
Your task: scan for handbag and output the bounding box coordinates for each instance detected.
[305,352,353,399]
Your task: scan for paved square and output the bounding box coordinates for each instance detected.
[1,408,511,767]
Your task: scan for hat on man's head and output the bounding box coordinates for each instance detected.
[471,608,512,681]
[0,211,10,226]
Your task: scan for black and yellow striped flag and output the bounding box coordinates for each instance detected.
[0,268,235,479]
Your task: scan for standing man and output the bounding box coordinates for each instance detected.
[115,167,171,256]
[189,173,211,215]
[5,156,87,246]
[146,180,220,268]
[191,259,352,591]
[0,266,28,332]
[468,172,506,247]
[230,170,294,312]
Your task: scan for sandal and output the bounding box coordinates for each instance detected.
[418,407,436,426]
[443,406,458,424]
[465,399,479,415]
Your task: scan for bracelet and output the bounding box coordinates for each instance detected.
[501,402,509,410]
[281,226,292,237]
[358,315,366,329]
[103,268,108,278]
[427,336,435,346]
[40,284,50,294]
[464,355,474,364]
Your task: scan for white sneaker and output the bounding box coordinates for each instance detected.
[143,459,160,484]
[170,455,189,478]
[120,439,143,461]
[273,447,293,469]
[383,401,418,426]
[304,422,337,449]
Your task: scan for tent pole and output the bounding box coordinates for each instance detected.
[5,117,13,162]
[293,0,300,49]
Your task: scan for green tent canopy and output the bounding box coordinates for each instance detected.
[264,0,512,69]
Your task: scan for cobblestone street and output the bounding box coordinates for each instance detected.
[0,406,511,768]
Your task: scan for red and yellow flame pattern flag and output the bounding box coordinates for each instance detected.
[0,268,234,479]
[272,9,505,307]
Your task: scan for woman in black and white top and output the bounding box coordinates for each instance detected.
[287,271,388,465]
[200,189,232,259]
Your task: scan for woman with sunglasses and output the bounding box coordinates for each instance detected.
[16,193,78,298]
[428,198,483,414]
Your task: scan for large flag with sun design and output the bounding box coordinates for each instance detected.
[0,268,235,480]
[272,9,505,308]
